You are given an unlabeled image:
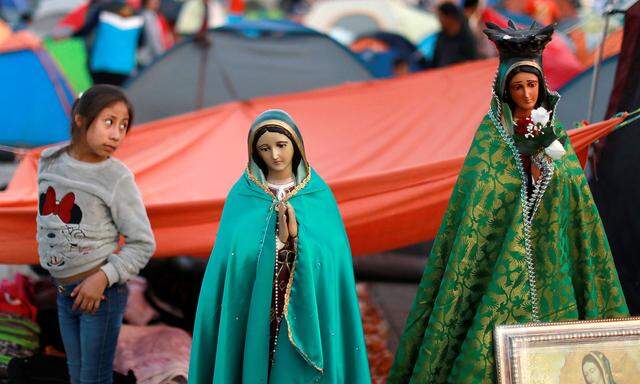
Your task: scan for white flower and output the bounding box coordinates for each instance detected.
[503,35,512,40]
[531,107,551,126]
[544,140,566,160]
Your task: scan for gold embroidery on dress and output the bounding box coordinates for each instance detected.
[283,249,324,373]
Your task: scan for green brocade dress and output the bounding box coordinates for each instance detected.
[188,110,371,384]
[389,90,629,382]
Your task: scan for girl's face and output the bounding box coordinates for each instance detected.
[76,101,129,162]
[582,361,604,384]
[256,132,295,177]
[509,72,539,113]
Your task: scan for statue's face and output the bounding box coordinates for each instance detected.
[256,131,295,177]
[582,361,604,384]
[508,72,539,114]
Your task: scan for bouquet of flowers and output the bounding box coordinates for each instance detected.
[513,107,566,160]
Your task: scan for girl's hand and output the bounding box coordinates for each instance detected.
[287,203,297,239]
[277,203,289,243]
[71,271,108,314]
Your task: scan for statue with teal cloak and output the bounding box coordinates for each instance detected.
[388,22,629,383]
[188,109,371,383]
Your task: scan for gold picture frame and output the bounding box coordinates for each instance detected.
[495,317,640,384]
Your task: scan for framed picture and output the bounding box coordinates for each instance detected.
[495,317,640,384]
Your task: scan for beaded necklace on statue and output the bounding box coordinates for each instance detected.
[267,177,296,365]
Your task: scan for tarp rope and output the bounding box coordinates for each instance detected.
[614,108,640,131]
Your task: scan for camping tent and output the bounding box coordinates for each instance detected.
[350,32,427,77]
[125,19,373,123]
[43,37,92,94]
[568,25,623,67]
[303,0,439,45]
[556,55,619,128]
[0,58,624,263]
[0,31,74,147]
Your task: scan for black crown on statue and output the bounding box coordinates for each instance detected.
[483,20,555,61]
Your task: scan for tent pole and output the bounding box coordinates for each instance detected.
[587,1,613,123]
[193,1,240,110]
[195,0,211,110]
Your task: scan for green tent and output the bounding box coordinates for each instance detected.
[44,37,92,95]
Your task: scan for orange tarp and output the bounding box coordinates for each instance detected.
[0,59,624,263]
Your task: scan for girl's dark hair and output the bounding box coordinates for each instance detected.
[69,84,134,150]
[504,65,547,112]
[251,125,303,178]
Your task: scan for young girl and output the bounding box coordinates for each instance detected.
[37,84,156,384]
[189,109,371,383]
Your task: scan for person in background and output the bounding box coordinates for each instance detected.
[430,1,478,68]
[463,0,497,59]
[138,0,167,67]
[55,0,144,86]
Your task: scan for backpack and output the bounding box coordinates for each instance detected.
[91,8,143,75]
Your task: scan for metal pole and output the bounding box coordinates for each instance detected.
[586,1,613,123]
[193,0,240,109]
[195,0,211,110]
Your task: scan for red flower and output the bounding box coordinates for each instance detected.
[514,117,533,136]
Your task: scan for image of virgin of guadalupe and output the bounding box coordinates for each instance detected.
[582,352,617,384]
[388,22,628,383]
[188,109,371,383]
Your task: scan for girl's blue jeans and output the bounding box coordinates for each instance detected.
[56,281,128,384]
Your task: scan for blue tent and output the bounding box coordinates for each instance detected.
[0,42,75,147]
[352,32,427,78]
